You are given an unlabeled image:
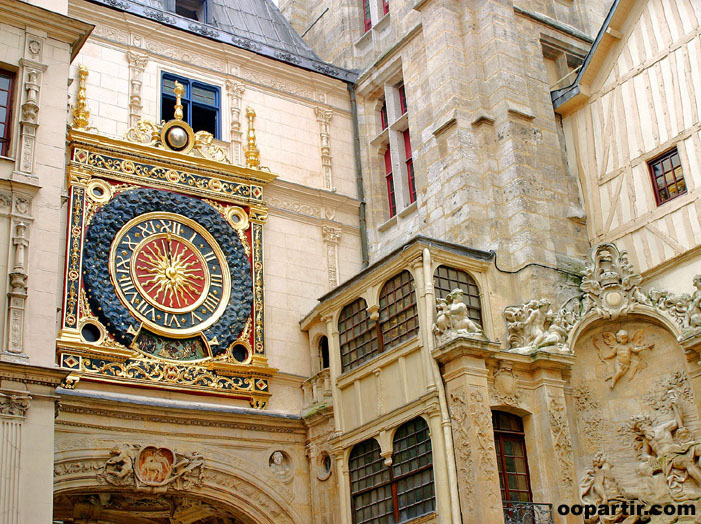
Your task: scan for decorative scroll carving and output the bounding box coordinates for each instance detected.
[226,80,245,165]
[469,388,499,504]
[126,51,148,127]
[581,243,650,319]
[504,299,570,354]
[315,107,333,190]
[71,65,90,130]
[593,329,654,390]
[97,444,205,490]
[0,392,31,417]
[572,385,604,453]
[448,391,474,496]
[433,289,483,341]
[548,396,576,497]
[492,367,520,406]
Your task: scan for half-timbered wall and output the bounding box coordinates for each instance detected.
[561,0,701,281]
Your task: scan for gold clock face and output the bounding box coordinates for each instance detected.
[109,212,231,337]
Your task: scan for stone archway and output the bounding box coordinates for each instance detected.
[54,442,303,524]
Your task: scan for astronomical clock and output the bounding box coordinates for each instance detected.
[57,74,275,408]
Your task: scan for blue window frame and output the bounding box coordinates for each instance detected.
[161,73,220,139]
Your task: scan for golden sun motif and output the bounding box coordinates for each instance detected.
[135,234,206,309]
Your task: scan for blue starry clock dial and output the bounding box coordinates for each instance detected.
[110,212,231,338]
[82,188,253,357]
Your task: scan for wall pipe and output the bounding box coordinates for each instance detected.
[347,83,369,268]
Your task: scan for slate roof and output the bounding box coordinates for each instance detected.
[85,0,357,82]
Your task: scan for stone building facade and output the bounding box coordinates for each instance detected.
[0,0,699,523]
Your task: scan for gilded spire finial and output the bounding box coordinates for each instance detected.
[173,81,185,121]
[71,65,90,130]
[245,106,260,169]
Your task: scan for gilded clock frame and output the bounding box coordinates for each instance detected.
[57,128,276,409]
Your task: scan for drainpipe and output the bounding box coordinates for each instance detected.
[347,82,369,268]
[423,247,462,523]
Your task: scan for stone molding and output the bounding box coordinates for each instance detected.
[0,391,31,418]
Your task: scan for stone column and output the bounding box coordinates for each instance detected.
[322,225,342,291]
[226,81,245,165]
[6,222,29,358]
[0,391,31,524]
[126,51,148,128]
[314,107,333,190]
[437,339,505,524]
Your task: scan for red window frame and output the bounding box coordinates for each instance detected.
[380,101,388,131]
[398,83,407,115]
[362,0,372,32]
[403,129,416,204]
[492,411,533,503]
[384,148,396,218]
[382,0,389,16]
[648,148,686,205]
[0,70,15,158]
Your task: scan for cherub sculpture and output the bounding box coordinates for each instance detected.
[432,288,482,339]
[594,329,653,389]
[686,274,701,329]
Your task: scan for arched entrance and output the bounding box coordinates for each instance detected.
[53,491,251,524]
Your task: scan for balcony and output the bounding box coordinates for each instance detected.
[302,368,333,415]
[503,502,554,524]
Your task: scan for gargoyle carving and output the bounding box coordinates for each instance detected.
[432,288,482,341]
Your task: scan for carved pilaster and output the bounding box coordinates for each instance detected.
[226,80,245,165]
[126,51,148,128]
[6,222,29,357]
[0,391,30,524]
[315,107,334,190]
[322,225,341,290]
[546,393,577,501]
[15,58,47,175]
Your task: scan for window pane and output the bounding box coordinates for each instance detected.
[433,265,482,324]
[192,104,216,135]
[338,299,378,372]
[192,85,216,105]
[0,76,9,90]
[0,91,7,106]
[379,271,418,350]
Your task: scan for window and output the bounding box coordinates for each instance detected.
[433,265,482,325]
[648,148,686,205]
[398,84,407,115]
[362,0,372,32]
[493,411,532,503]
[319,336,330,370]
[382,0,389,16]
[349,418,435,524]
[172,0,206,21]
[380,101,388,131]
[403,130,415,204]
[338,271,419,373]
[161,73,219,138]
[379,271,418,350]
[384,148,396,218]
[0,70,14,158]
[339,298,378,372]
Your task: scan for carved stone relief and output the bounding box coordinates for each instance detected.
[491,367,520,406]
[504,298,571,354]
[593,329,655,390]
[0,392,31,417]
[268,450,293,482]
[126,51,148,127]
[225,80,245,165]
[572,384,605,453]
[16,58,47,175]
[97,444,205,490]
[315,107,334,190]
[547,396,577,498]
[469,388,499,505]
[322,226,341,290]
[448,390,474,499]
[433,288,483,342]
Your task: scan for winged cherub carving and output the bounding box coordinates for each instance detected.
[594,329,654,390]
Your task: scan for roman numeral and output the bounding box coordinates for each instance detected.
[135,300,155,320]
[120,235,139,250]
[118,277,135,292]
[191,311,203,324]
[159,220,182,236]
[115,256,131,274]
[137,221,156,237]
[210,273,223,288]
[203,251,216,262]
[163,313,181,328]
[202,292,219,313]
